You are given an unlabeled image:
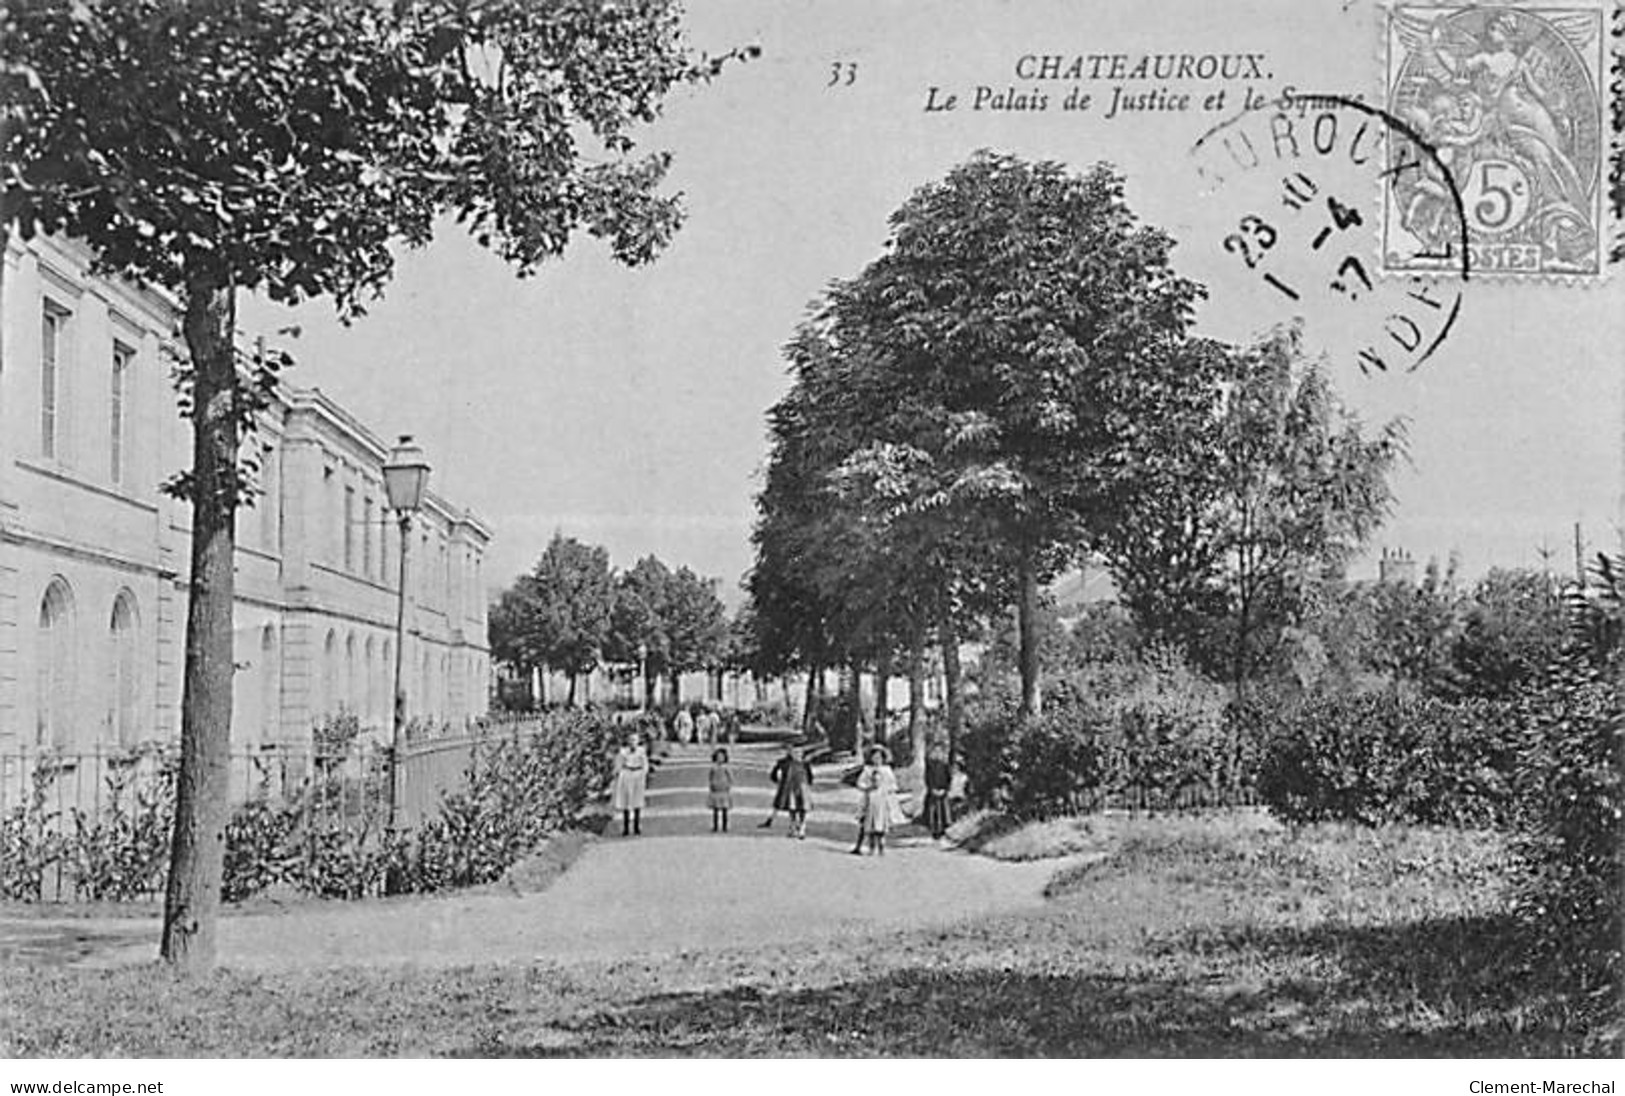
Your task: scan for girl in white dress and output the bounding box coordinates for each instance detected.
[611,733,649,836]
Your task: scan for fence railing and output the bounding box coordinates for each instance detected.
[0,718,550,902]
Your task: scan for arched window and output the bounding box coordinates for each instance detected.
[321,629,337,718]
[363,636,378,726]
[421,649,433,723]
[345,632,358,714]
[36,579,76,747]
[109,590,139,745]
[260,624,279,744]
[381,638,394,724]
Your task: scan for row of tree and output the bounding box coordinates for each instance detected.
[489,534,737,707]
[746,152,1403,759]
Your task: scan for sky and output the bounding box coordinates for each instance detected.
[240,0,1624,600]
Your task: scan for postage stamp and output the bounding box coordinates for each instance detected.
[1384,3,1608,278]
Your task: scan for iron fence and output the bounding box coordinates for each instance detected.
[0,717,550,902]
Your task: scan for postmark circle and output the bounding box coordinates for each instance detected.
[1187,89,1470,376]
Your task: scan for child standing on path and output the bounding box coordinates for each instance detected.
[611,732,648,837]
[763,742,814,838]
[852,745,900,856]
[708,747,735,832]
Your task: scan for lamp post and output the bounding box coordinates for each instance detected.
[383,435,430,831]
[637,642,648,712]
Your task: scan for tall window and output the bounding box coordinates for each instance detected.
[41,302,68,459]
[364,636,378,725]
[345,633,358,714]
[259,625,279,745]
[109,342,132,484]
[321,629,338,719]
[109,591,139,745]
[362,496,375,581]
[36,579,75,747]
[322,466,337,563]
[259,443,278,552]
[343,486,356,572]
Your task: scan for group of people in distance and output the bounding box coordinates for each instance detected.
[608,728,955,849]
[670,704,733,746]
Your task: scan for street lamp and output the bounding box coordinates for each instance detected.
[383,434,430,831]
[636,642,648,712]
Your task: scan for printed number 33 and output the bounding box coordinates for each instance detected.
[828,60,857,87]
[1224,215,1277,269]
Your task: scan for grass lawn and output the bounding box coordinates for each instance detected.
[2,817,1615,1057]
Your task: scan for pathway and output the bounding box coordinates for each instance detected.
[9,740,1059,971]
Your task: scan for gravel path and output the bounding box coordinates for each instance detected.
[50,742,1058,972]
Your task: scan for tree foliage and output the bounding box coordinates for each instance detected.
[1098,324,1406,693]
[751,151,1206,719]
[509,533,615,687]
[1,0,750,968]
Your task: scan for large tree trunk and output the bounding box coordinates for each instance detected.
[872,648,892,752]
[906,621,926,769]
[1017,546,1042,720]
[160,275,239,971]
[567,672,578,707]
[847,659,870,752]
[642,668,656,710]
[941,618,965,764]
[801,659,821,735]
[668,669,681,708]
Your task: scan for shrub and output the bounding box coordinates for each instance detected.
[294,822,391,900]
[1256,691,1517,827]
[0,764,65,901]
[65,749,176,901]
[312,711,363,757]
[386,709,618,893]
[2,710,623,905]
[1510,556,1623,1001]
[961,703,1105,821]
[222,796,300,903]
[965,653,1239,820]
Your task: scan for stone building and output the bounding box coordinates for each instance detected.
[0,233,492,755]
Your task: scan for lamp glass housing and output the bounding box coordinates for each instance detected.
[383,435,430,513]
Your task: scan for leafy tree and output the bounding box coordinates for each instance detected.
[813,153,1206,718]
[1364,556,1461,694]
[489,582,544,701]
[1449,567,1565,699]
[608,555,673,708]
[605,555,725,707]
[521,534,614,705]
[978,598,1069,701]
[1513,554,1623,1008]
[1099,325,1406,697]
[1,0,750,968]
[661,565,727,703]
[749,153,1207,752]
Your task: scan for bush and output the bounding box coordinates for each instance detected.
[222,797,300,903]
[1510,557,1623,1002]
[65,749,175,901]
[387,709,618,894]
[1256,691,1518,827]
[0,764,65,901]
[1,710,622,906]
[962,703,1104,821]
[312,711,363,757]
[964,652,1240,820]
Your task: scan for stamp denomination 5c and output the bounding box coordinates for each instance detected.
[1385,3,1607,279]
